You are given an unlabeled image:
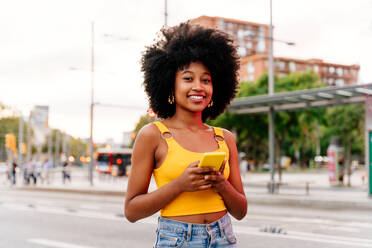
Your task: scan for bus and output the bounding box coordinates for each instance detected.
[96,147,132,176]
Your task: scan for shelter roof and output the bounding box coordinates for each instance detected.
[229,83,372,114]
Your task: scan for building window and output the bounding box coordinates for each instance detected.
[247,62,255,73]
[289,62,296,72]
[313,65,319,73]
[335,79,344,86]
[258,26,265,35]
[246,41,252,49]
[248,74,254,82]
[237,30,245,39]
[257,37,265,53]
[218,20,225,29]
[277,61,286,70]
[329,66,335,74]
[237,47,246,57]
[328,78,334,85]
[336,68,343,76]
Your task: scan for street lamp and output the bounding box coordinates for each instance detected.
[88,23,135,186]
[268,0,275,194]
[89,21,95,186]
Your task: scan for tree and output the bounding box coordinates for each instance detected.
[130,114,156,147]
[211,70,326,175]
[325,105,364,186]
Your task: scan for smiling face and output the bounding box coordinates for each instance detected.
[173,61,213,114]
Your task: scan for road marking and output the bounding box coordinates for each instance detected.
[234,226,372,247]
[28,239,95,248]
[5,203,372,247]
[244,214,372,229]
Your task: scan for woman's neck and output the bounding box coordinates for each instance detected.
[167,109,206,131]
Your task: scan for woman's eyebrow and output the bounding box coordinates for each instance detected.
[181,70,193,74]
[181,71,210,75]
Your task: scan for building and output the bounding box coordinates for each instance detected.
[240,54,360,86]
[191,15,269,57]
[191,16,360,85]
[240,55,360,86]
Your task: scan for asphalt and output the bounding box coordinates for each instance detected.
[2,167,371,210]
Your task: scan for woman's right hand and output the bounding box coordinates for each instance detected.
[175,161,216,192]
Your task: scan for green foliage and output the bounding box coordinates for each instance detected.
[211,70,364,169]
[130,114,155,147]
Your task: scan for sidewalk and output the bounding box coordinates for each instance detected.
[3,167,372,210]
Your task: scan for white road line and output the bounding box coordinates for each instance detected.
[234,226,372,247]
[5,203,372,247]
[28,239,95,248]
[244,214,372,229]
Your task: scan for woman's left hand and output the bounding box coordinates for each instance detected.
[204,160,228,192]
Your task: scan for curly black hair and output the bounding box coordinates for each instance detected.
[141,22,240,121]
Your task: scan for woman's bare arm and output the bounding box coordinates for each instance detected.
[205,130,247,220]
[124,124,215,223]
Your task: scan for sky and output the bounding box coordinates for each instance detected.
[0,0,371,143]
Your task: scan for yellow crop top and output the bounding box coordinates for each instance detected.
[152,121,230,217]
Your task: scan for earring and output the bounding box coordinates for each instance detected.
[168,94,175,104]
[208,100,213,108]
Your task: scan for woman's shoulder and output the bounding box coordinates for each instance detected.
[211,126,236,147]
[136,122,161,140]
[210,126,235,140]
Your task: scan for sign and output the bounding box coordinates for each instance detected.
[327,149,336,183]
[369,131,372,196]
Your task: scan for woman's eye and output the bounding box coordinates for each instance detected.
[183,77,192,81]
[202,78,211,83]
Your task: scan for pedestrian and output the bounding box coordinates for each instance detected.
[11,160,17,185]
[125,22,247,247]
[43,159,52,184]
[62,161,71,184]
[26,160,37,185]
[35,160,43,184]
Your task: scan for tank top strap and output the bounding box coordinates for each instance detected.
[212,127,229,151]
[153,121,177,149]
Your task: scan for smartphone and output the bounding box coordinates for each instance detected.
[198,152,226,171]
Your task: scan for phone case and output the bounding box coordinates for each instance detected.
[198,152,226,171]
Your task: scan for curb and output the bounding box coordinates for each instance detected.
[12,186,372,211]
[15,186,125,197]
[246,194,372,211]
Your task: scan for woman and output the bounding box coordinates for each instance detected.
[125,22,247,247]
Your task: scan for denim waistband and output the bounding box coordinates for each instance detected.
[157,214,231,236]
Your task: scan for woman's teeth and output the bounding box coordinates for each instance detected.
[189,96,203,100]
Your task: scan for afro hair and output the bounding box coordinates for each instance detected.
[141,22,240,121]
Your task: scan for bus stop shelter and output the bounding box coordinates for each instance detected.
[228,83,372,197]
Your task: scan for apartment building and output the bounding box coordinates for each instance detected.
[191,15,360,85]
[191,15,269,57]
[240,55,359,86]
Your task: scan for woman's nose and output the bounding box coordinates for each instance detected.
[192,79,203,90]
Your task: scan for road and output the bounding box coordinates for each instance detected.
[0,188,371,248]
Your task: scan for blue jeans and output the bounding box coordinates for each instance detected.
[153,214,237,248]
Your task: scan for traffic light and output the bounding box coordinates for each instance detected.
[21,143,27,155]
[5,133,17,155]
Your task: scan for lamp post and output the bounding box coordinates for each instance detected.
[88,21,95,186]
[164,0,168,27]
[268,0,276,194]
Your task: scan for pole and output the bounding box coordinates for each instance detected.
[47,131,52,163]
[18,114,24,175]
[62,132,66,162]
[26,112,32,163]
[55,131,60,167]
[268,0,276,194]
[89,21,95,186]
[164,0,168,27]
